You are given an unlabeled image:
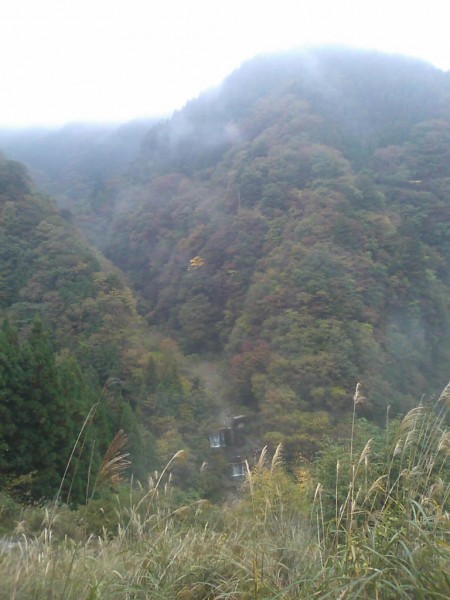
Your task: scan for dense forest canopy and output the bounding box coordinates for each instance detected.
[1,47,450,496]
[105,50,450,434]
[0,154,216,501]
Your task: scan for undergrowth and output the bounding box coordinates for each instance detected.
[0,386,448,599]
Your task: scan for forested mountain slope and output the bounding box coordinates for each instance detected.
[0,120,154,241]
[0,155,215,500]
[1,48,449,600]
[104,49,450,453]
[2,48,450,462]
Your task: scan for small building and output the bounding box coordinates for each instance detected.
[230,456,246,478]
[231,415,249,446]
[232,415,248,432]
[209,427,232,448]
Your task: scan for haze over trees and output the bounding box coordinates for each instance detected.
[0,152,214,501]
[0,47,449,598]
[0,49,450,600]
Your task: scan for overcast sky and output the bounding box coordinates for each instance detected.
[1,0,449,127]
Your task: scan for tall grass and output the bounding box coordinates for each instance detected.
[0,388,448,599]
[310,389,450,599]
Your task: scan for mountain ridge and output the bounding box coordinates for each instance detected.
[2,47,450,465]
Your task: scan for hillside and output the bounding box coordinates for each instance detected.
[105,49,450,453]
[0,154,217,501]
[2,48,450,463]
[0,47,449,600]
[0,120,154,242]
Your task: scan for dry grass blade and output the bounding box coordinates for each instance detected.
[364,474,388,500]
[438,381,450,406]
[97,430,131,489]
[392,406,424,459]
[393,438,404,457]
[398,406,423,436]
[313,482,323,503]
[270,443,283,473]
[244,459,254,496]
[437,430,450,453]
[256,446,268,470]
[353,382,366,406]
[357,438,373,468]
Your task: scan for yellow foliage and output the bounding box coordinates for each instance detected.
[188,255,206,270]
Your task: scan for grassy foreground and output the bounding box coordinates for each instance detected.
[1,392,449,599]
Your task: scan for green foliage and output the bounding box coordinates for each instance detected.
[0,155,215,499]
[3,50,450,505]
[0,491,21,534]
[0,319,101,501]
[59,49,450,463]
[0,396,447,599]
[310,397,450,598]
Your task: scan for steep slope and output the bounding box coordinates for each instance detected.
[0,155,217,499]
[101,50,450,457]
[3,48,450,462]
[0,120,154,242]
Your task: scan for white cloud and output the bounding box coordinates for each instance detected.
[1,0,449,126]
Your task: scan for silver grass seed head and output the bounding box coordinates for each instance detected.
[313,482,323,502]
[437,430,450,453]
[353,382,366,406]
[438,381,450,405]
[358,438,373,466]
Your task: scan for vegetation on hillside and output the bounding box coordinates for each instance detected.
[0,154,218,502]
[97,50,450,459]
[0,393,448,598]
[0,49,449,597]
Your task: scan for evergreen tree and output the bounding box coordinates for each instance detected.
[0,319,94,500]
[17,319,73,498]
[0,320,24,481]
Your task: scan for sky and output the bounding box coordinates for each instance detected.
[1,0,449,127]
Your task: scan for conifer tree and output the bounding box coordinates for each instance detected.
[0,320,24,481]
[17,319,72,498]
[0,319,92,500]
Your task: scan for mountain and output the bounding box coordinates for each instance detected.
[0,154,216,500]
[104,49,450,455]
[0,119,155,241]
[2,47,450,463]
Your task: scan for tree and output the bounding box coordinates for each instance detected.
[0,319,96,500]
[0,320,24,480]
[16,319,74,498]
